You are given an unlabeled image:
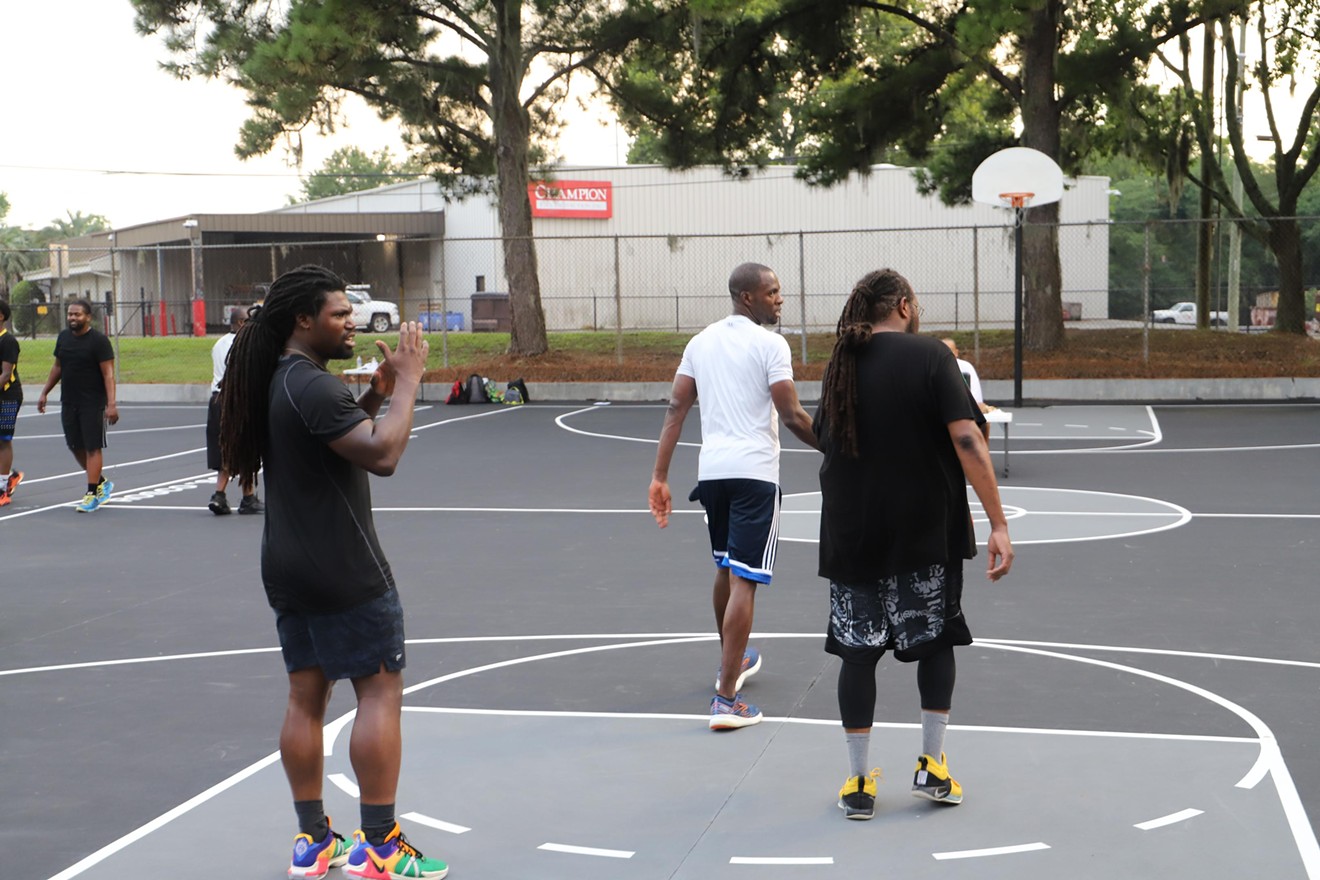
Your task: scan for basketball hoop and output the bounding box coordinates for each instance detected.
[999,192,1035,209]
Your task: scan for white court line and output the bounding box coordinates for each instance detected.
[412,406,520,433]
[24,423,205,440]
[1136,808,1204,830]
[539,843,634,859]
[328,773,359,797]
[933,842,1050,860]
[730,856,833,865]
[4,447,207,489]
[402,812,471,835]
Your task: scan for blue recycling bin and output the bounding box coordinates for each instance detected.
[420,311,464,331]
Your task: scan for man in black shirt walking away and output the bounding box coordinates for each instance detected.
[0,300,24,507]
[815,269,1013,820]
[36,299,118,513]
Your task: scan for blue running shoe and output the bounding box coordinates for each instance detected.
[715,647,762,692]
[288,823,351,878]
[709,693,762,730]
[96,479,114,502]
[75,492,101,513]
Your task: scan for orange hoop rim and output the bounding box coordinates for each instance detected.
[998,191,1036,208]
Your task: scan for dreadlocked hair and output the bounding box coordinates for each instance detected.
[218,265,347,484]
[819,269,914,458]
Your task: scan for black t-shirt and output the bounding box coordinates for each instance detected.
[0,330,20,402]
[815,333,980,582]
[53,328,114,405]
[261,355,395,613]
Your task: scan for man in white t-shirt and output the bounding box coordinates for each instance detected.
[942,338,992,443]
[206,307,263,515]
[649,262,819,730]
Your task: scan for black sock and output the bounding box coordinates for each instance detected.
[87,483,98,495]
[293,800,329,840]
[361,803,396,846]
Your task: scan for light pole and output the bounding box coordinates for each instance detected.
[183,218,204,336]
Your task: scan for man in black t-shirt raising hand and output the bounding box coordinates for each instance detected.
[37,299,119,513]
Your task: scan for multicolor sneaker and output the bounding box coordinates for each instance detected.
[912,752,963,805]
[709,693,762,730]
[288,822,351,878]
[345,823,449,879]
[5,471,22,496]
[0,491,10,508]
[75,492,101,513]
[715,647,762,692]
[96,479,114,502]
[838,768,882,819]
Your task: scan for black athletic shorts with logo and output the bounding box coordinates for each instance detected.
[275,588,407,681]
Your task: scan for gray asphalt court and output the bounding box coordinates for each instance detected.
[2,399,1319,879]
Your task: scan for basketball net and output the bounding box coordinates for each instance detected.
[999,192,1035,209]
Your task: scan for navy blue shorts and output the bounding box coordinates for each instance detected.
[0,399,19,441]
[693,478,782,584]
[60,403,107,451]
[275,588,407,681]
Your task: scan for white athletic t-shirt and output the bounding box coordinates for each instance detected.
[211,332,236,394]
[955,357,984,404]
[676,314,796,484]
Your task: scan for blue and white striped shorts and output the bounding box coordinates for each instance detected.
[693,478,782,584]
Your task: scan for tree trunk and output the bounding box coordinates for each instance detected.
[1268,218,1306,334]
[1019,2,1065,352]
[490,0,549,356]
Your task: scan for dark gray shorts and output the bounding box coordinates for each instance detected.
[275,588,407,681]
[825,562,971,663]
[61,402,107,451]
[0,399,19,441]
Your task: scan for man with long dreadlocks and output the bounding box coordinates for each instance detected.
[815,268,1013,821]
[649,262,818,731]
[218,265,448,879]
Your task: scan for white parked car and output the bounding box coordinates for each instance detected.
[345,285,400,333]
[1152,301,1228,326]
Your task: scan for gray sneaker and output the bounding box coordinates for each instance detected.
[238,494,264,515]
[208,491,231,515]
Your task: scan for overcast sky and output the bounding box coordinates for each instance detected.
[0,1,622,231]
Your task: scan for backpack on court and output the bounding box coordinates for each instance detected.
[445,378,470,405]
[507,377,530,403]
[482,378,506,404]
[465,373,489,403]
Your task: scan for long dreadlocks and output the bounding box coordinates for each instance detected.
[819,269,914,458]
[217,265,347,485]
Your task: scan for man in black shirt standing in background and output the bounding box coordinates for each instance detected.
[36,299,118,513]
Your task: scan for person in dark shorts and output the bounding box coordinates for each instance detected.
[0,300,24,507]
[649,262,819,730]
[217,265,447,879]
[36,299,118,513]
[815,269,1013,820]
[206,307,262,515]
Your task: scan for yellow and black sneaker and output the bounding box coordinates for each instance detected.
[912,752,963,805]
[837,768,882,820]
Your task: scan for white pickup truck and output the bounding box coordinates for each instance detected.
[345,284,400,333]
[1152,301,1228,327]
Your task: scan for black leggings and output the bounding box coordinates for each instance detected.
[837,646,957,728]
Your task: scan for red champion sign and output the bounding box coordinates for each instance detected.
[528,180,613,219]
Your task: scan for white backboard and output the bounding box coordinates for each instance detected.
[972,147,1064,208]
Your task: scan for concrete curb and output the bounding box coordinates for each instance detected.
[112,378,1320,405]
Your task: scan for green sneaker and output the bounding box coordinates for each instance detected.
[96,479,115,502]
[346,823,448,879]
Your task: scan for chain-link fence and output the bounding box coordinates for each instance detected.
[1,216,1317,381]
